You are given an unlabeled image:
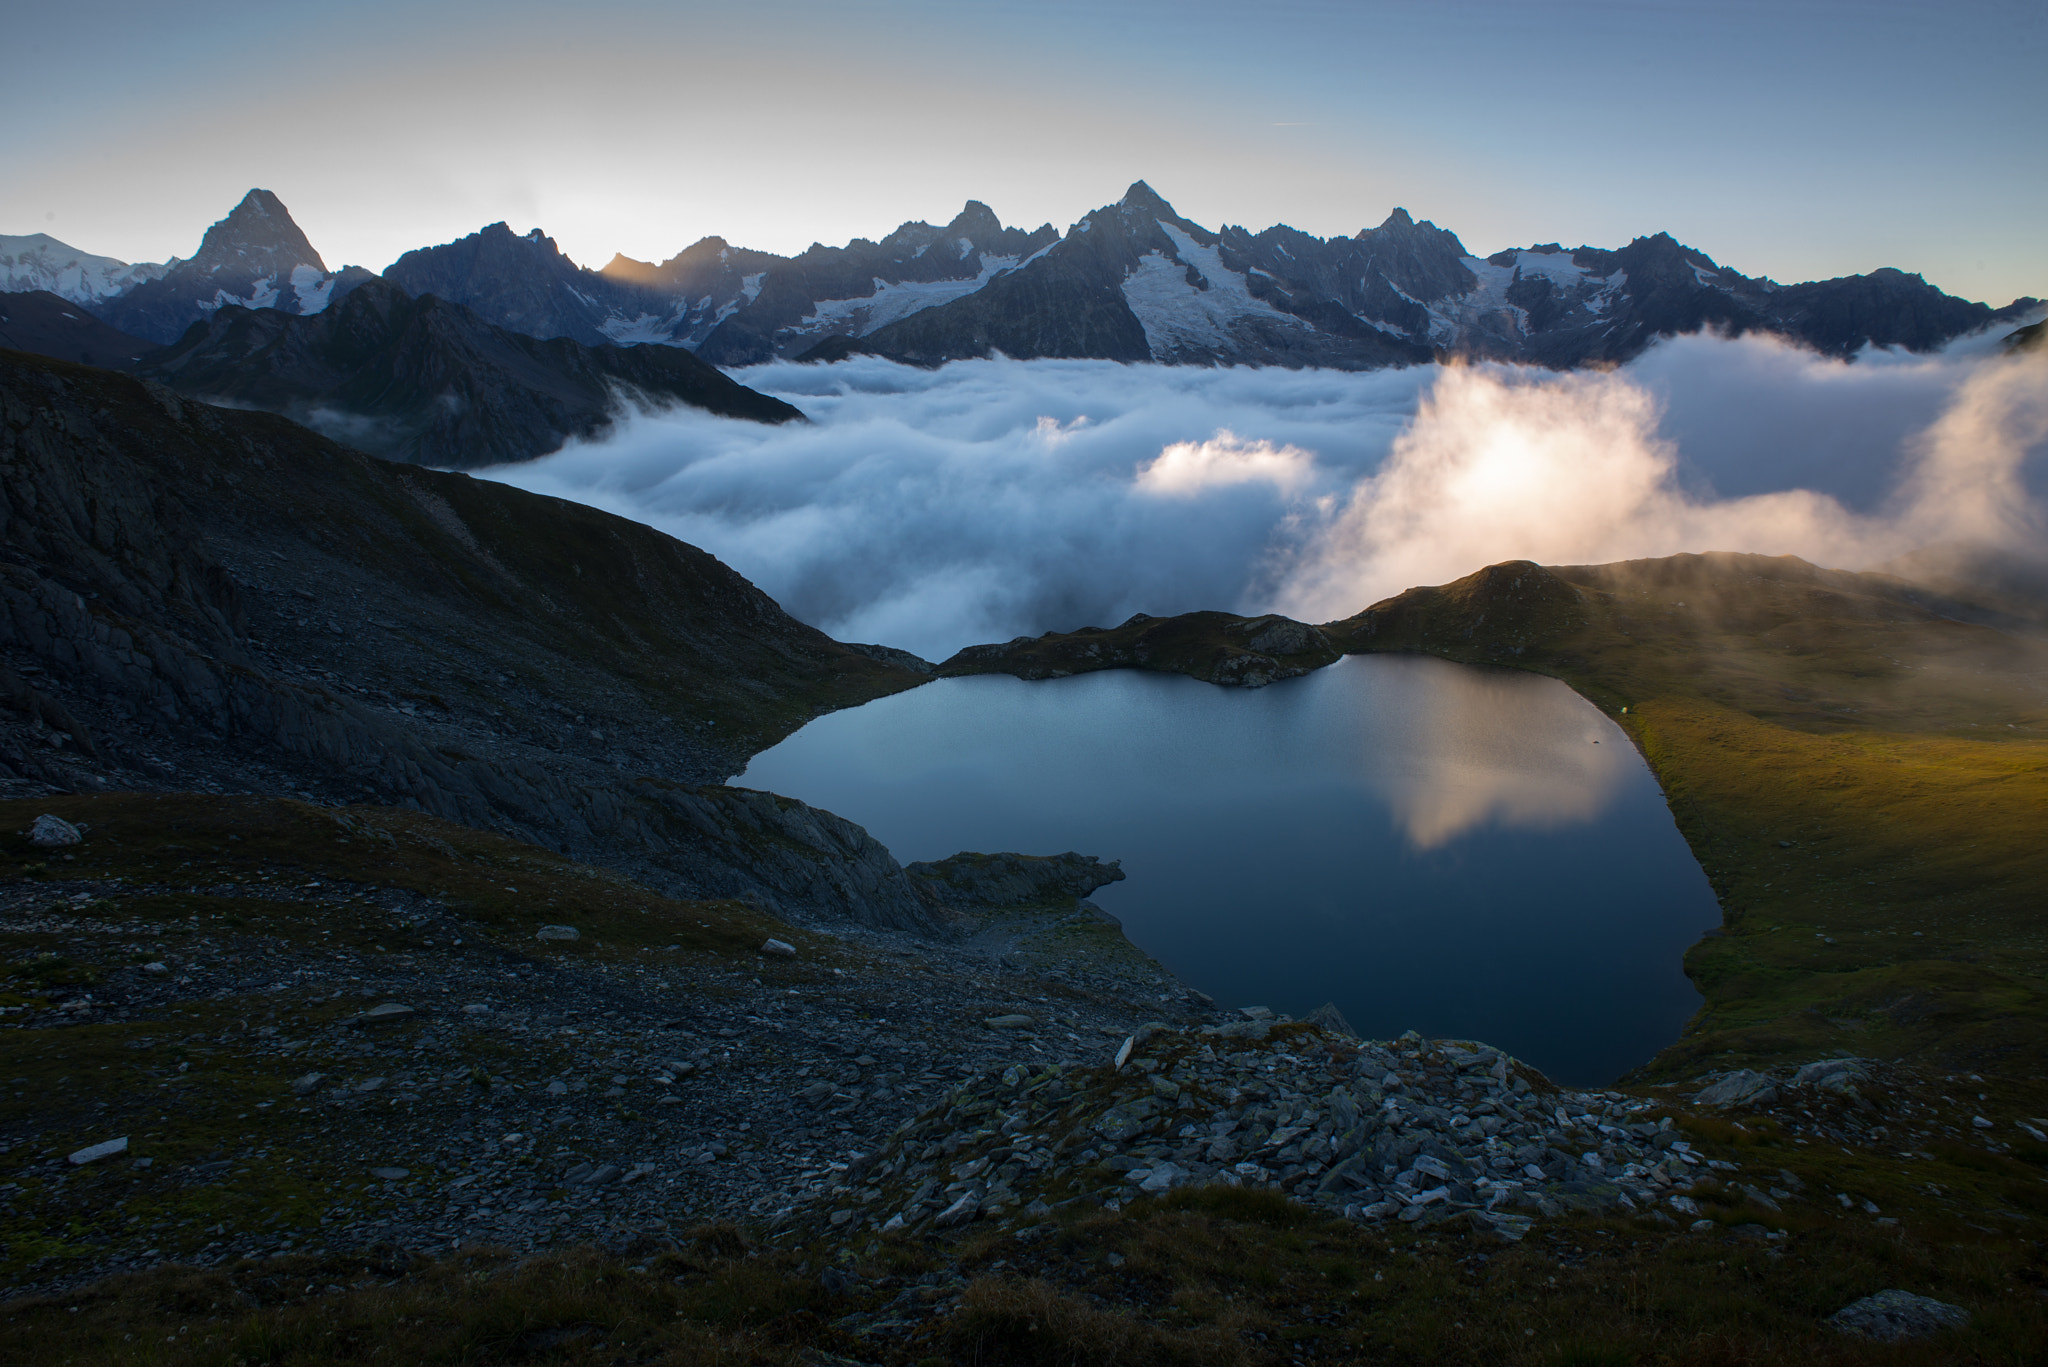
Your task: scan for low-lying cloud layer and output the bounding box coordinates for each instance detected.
[483,329,2048,661]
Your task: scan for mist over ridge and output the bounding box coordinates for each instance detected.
[481,330,2048,662]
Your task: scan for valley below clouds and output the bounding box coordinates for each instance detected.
[485,331,2047,662]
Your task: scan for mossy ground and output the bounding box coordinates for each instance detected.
[4,1172,2045,1365]
[0,793,844,1285]
[1328,553,2048,1080]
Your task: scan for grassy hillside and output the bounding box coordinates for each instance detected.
[1325,552,2048,1079]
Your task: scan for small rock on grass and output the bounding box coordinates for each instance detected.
[370,1167,410,1181]
[357,1003,416,1025]
[761,938,797,958]
[1828,1290,1970,1341]
[535,925,580,942]
[30,814,83,847]
[69,1137,127,1165]
[983,1014,1034,1029]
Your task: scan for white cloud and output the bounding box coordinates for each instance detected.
[1135,429,1318,497]
[478,336,2047,662]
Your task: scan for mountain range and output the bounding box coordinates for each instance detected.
[8,185,2037,375]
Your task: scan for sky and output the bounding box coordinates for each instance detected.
[4,0,2044,305]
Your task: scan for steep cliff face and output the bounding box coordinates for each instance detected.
[0,348,945,931]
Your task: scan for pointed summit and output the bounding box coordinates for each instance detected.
[191,189,326,276]
[1117,180,1175,215]
[93,187,368,343]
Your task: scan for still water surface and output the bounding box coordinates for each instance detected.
[741,656,1720,1084]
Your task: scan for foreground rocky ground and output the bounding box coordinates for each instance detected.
[5,793,2046,1363]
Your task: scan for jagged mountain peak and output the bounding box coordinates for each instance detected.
[1119,179,1166,204]
[945,199,1005,241]
[192,188,326,275]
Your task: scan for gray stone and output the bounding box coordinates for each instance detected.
[546,1080,568,1096]
[535,925,580,942]
[1790,1057,1867,1088]
[761,938,797,958]
[587,1164,623,1186]
[30,813,83,847]
[1828,1290,1970,1341]
[934,1192,979,1227]
[357,1003,416,1025]
[1692,1069,1778,1109]
[69,1136,128,1165]
[290,1072,325,1096]
[370,1167,409,1180]
[983,1014,1034,1029]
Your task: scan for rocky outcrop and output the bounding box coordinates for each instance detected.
[905,851,1126,909]
[940,609,1341,688]
[131,278,803,468]
[0,349,943,931]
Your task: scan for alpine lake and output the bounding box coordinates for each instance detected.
[741,655,1721,1085]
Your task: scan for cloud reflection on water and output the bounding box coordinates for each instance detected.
[1359,662,1631,848]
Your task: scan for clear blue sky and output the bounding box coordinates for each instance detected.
[5,0,2042,304]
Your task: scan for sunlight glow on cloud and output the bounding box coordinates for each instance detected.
[1135,430,1318,497]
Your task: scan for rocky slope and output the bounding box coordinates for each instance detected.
[129,278,803,468]
[0,290,154,371]
[0,792,1207,1289]
[92,190,375,345]
[0,348,943,929]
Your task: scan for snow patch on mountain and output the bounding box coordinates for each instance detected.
[800,255,1023,339]
[1122,222,1302,357]
[291,263,338,313]
[1509,251,1592,287]
[0,233,170,304]
[207,276,282,314]
[601,310,694,346]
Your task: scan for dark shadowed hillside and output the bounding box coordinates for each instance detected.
[0,348,937,926]
[132,279,802,469]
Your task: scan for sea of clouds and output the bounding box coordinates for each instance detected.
[481,325,2048,662]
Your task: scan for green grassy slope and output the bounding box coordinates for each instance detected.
[1325,552,2048,1079]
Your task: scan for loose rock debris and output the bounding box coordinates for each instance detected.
[787,1021,1736,1246]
